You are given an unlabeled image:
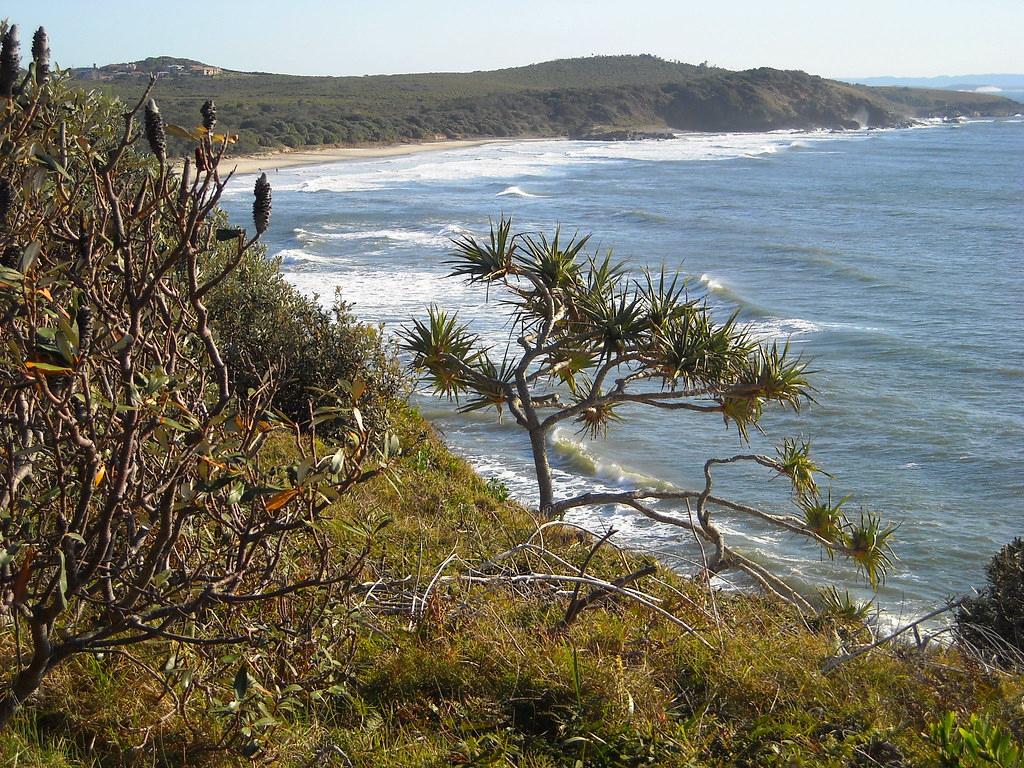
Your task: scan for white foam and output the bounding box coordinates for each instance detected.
[746,317,821,341]
[274,248,336,266]
[496,185,542,198]
[227,130,867,198]
[295,226,451,248]
[699,273,724,292]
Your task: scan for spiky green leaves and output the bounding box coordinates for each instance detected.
[799,492,849,552]
[458,354,514,416]
[846,511,897,588]
[574,399,623,439]
[817,586,872,624]
[447,216,516,283]
[144,99,166,164]
[398,307,477,400]
[655,309,748,390]
[518,227,588,293]
[776,438,829,498]
[721,341,814,439]
[31,27,48,85]
[253,173,272,234]
[200,99,217,131]
[0,25,20,98]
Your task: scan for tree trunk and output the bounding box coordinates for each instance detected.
[0,619,52,730]
[528,427,556,517]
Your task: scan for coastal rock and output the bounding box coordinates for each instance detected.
[574,129,676,141]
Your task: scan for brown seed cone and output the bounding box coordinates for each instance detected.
[0,177,13,226]
[200,99,217,131]
[144,99,166,164]
[253,173,272,234]
[31,27,49,84]
[76,305,93,358]
[0,25,19,98]
[194,146,207,173]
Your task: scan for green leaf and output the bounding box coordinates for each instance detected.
[166,124,202,142]
[20,242,42,272]
[233,663,250,701]
[25,360,73,375]
[329,449,346,475]
[57,550,69,608]
[31,147,72,180]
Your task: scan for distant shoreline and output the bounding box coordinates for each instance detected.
[225,138,518,176]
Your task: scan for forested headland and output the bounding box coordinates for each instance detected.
[73,54,1022,153]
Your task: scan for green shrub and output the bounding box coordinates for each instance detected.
[0,23,395,746]
[206,238,405,436]
[955,538,1024,666]
[930,711,1023,768]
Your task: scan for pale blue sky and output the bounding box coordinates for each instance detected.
[5,1,1022,78]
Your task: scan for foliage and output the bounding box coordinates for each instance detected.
[956,538,1024,666]
[204,236,405,436]
[0,405,1019,765]
[401,216,895,607]
[0,24,394,744]
[930,711,1023,768]
[71,55,1021,154]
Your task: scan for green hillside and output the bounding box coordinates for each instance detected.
[71,55,1020,153]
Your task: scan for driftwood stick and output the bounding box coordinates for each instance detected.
[822,599,964,673]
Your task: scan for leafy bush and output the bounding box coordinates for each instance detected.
[0,24,395,745]
[930,711,1023,768]
[206,236,405,436]
[955,538,1024,666]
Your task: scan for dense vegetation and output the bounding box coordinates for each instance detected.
[72,55,1022,154]
[2,22,1022,767]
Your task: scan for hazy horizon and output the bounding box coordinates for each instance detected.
[7,0,1022,80]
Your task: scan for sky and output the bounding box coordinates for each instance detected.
[5,1,1022,79]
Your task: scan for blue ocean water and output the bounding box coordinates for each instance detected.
[224,119,1024,621]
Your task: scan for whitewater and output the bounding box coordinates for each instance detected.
[224,120,1024,621]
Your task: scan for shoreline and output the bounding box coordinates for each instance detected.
[225,138,517,176]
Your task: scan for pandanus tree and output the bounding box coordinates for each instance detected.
[402,217,895,609]
[0,25,391,734]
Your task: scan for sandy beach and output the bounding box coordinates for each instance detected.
[225,138,511,176]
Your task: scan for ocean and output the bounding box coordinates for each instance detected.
[223,117,1024,623]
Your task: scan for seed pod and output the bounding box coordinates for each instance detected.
[194,146,207,173]
[31,27,49,85]
[144,99,166,164]
[0,177,12,226]
[0,25,19,98]
[253,172,271,234]
[76,305,93,358]
[178,156,191,209]
[200,99,216,131]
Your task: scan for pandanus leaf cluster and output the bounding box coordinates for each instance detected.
[406,216,814,442]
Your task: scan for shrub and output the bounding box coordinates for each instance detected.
[955,538,1024,666]
[206,239,405,436]
[0,24,394,745]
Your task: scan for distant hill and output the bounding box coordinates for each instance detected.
[70,55,1022,154]
[844,74,1024,90]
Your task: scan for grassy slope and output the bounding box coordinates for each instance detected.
[72,55,1022,153]
[4,404,1021,767]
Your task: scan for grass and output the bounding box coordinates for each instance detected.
[3,404,1022,766]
